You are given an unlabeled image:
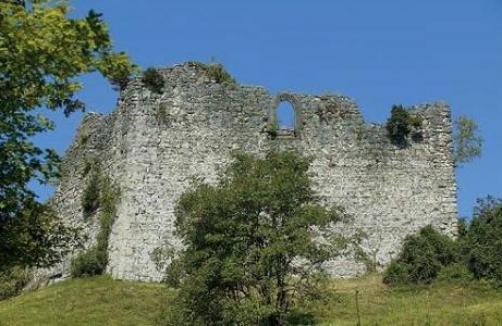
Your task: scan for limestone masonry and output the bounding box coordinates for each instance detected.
[48,62,458,282]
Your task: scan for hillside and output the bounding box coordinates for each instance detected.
[1,276,502,325]
[0,277,166,326]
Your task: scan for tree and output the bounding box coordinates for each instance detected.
[466,197,502,283]
[0,200,80,272]
[0,0,136,270]
[453,116,483,166]
[164,151,359,326]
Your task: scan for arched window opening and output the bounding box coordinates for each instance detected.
[277,101,295,130]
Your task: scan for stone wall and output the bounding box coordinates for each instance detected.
[48,62,457,282]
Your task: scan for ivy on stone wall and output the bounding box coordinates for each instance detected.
[72,175,119,277]
[156,103,172,127]
[81,172,100,219]
[266,121,279,139]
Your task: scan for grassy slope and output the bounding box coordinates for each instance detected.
[1,275,502,325]
[0,276,167,326]
[314,275,502,326]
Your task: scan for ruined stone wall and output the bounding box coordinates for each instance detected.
[49,62,457,282]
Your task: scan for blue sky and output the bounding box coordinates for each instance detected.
[34,0,501,218]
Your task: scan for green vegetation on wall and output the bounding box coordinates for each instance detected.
[198,62,236,86]
[81,172,100,219]
[266,120,279,139]
[72,176,119,278]
[141,67,165,94]
[385,105,423,145]
[156,103,171,127]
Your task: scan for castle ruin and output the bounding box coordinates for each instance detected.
[48,62,458,282]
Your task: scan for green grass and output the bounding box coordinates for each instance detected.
[1,275,502,325]
[0,276,167,326]
[312,275,502,326]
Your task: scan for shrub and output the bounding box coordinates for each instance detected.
[141,67,164,94]
[200,62,236,86]
[437,262,473,285]
[466,197,502,283]
[206,63,235,85]
[71,248,107,278]
[0,266,31,300]
[383,261,409,286]
[383,225,459,286]
[385,105,422,145]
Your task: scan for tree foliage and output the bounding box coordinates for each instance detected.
[0,199,81,272]
[384,197,502,287]
[164,151,355,326]
[0,265,31,300]
[453,116,483,166]
[383,226,459,286]
[466,197,502,283]
[0,0,136,270]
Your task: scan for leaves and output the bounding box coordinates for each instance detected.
[453,116,483,166]
[466,197,502,283]
[165,151,354,325]
[0,0,136,270]
[0,199,82,272]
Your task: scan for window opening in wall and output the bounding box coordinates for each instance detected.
[277,101,295,130]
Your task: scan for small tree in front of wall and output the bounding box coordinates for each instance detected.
[163,151,359,326]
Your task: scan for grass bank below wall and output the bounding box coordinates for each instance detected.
[1,275,502,325]
[314,275,502,326]
[0,276,167,326]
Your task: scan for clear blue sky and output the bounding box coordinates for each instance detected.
[34,0,502,219]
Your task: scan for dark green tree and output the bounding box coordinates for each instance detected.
[383,225,459,286]
[0,0,136,270]
[0,199,80,272]
[466,197,502,283]
[164,151,357,326]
